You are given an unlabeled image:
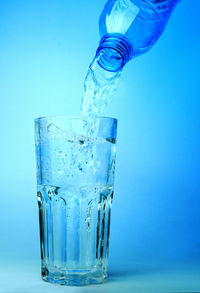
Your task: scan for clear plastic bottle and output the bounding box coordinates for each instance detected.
[97,0,181,72]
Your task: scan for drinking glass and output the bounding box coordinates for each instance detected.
[34,116,117,286]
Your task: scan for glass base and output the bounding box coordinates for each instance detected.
[41,266,108,286]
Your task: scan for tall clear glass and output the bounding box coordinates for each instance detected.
[34,116,117,286]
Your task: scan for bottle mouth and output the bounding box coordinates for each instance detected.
[96,34,133,72]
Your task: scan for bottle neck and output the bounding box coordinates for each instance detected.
[96,33,133,72]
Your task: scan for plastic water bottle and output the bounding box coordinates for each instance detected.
[81,0,181,119]
[96,0,181,72]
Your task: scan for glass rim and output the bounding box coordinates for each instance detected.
[35,115,118,123]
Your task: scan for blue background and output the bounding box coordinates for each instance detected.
[0,0,200,292]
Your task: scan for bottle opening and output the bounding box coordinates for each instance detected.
[98,48,123,72]
[96,33,133,72]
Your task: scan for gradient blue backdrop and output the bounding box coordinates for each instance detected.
[0,0,199,290]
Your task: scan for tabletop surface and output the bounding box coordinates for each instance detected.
[1,260,200,293]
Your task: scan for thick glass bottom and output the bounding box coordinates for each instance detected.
[41,266,108,286]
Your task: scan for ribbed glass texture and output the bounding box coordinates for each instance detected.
[35,116,117,286]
